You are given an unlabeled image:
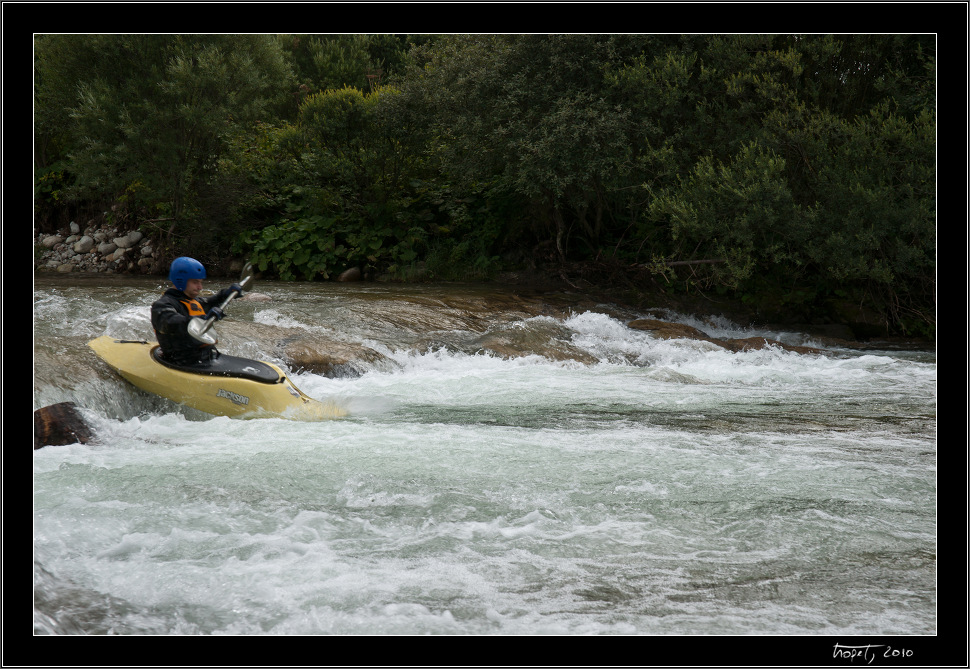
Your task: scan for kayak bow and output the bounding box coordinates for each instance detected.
[87,336,346,421]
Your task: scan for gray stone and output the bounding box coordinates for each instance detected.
[337,266,362,282]
[73,236,95,253]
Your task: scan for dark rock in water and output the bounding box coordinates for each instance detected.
[472,322,600,364]
[223,322,391,378]
[337,267,362,282]
[627,319,711,341]
[34,402,93,450]
[627,319,822,355]
[240,292,272,302]
[718,337,822,355]
[279,337,390,378]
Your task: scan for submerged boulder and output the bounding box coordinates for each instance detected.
[240,292,273,302]
[627,318,822,355]
[279,337,390,377]
[224,321,391,378]
[717,336,823,355]
[471,321,600,364]
[627,319,711,341]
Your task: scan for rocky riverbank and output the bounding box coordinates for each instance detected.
[34,221,372,280]
[35,221,164,275]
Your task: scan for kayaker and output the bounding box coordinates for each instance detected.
[151,257,244,366]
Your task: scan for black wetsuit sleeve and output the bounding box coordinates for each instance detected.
[151,297,189,335]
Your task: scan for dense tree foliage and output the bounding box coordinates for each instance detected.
[35,34,294,259]
[34,34,936,336]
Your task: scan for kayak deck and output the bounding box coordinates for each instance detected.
[87,336,346,421]
[150,345,283,383]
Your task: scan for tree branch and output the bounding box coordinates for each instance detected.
[638,258,725,268]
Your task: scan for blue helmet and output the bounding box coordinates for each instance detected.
[168,257,206,292]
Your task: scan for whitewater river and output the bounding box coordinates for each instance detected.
[32,274,937,642]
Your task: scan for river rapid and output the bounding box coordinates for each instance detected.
[32,273,937,644]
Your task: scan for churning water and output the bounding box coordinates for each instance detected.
[32,275,936,640]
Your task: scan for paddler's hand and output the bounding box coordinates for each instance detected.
[229,283,244,296]
[207,306,226,321]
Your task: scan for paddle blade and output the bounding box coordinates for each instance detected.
[187,316,217,344]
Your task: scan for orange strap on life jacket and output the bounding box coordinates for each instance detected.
[180,298,206,317]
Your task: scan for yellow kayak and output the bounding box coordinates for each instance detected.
[87,336,346,421]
